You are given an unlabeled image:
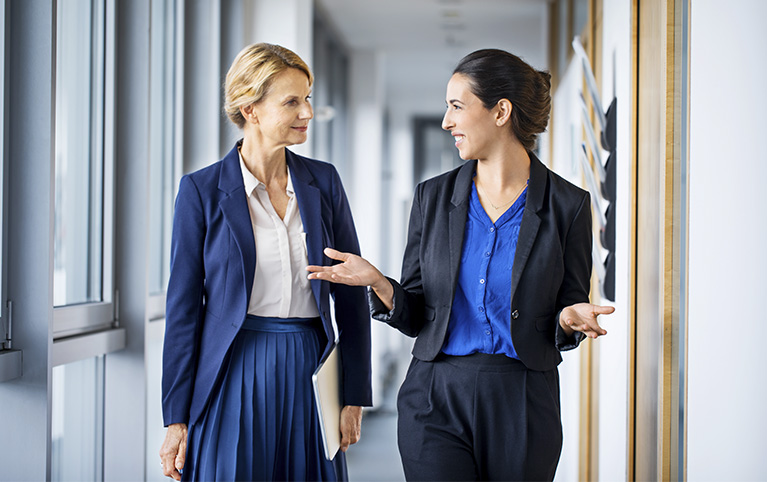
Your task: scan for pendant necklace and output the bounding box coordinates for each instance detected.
[476,179,529,211]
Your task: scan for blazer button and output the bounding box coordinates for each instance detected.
[511,310,519,319]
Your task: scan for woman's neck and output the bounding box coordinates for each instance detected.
[239,136,287,185]
[475,137,531,190]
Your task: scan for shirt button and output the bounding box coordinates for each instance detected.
[478,306,485,313]
[485,330,491,335]
[489,227,495,233]
[512,310,519,319]
[479,279,485,284]
[485,251,491,257]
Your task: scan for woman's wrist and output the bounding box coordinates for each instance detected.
[168,422,188,433]
[558,308,575,336]
[370,273,394,311]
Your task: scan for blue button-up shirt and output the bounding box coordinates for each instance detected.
[441,180,527,359]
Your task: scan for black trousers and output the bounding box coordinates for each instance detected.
[396,354,563,481]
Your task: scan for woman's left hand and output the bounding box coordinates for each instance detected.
[339,405,363,452]
[559,303,615,339]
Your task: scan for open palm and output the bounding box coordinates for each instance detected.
[560,302,614,339]
[306,248,383,287]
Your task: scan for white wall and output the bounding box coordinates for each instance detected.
[549,2,633,479]
[596,1,632,480]
[687,1,767,479]
[550,56,586,482]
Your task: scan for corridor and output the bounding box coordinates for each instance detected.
[1,0,766,480]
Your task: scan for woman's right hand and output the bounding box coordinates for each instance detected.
[159,423,188,481]
[307,248,394,310]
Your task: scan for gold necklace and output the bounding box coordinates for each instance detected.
[476,179,528,211]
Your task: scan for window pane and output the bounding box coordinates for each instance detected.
[414,119,461,184]
[148,0,176,295]
[51,356,105,482]
[54,0,104,306]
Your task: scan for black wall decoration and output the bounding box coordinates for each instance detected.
[573,36,617,302]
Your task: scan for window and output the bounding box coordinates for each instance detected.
[53,0,114,338]
[312,12,350,178]
[148,0,180,297]
[51,356,105,481]
[413,118,462,184]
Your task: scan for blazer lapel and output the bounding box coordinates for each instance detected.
[286,149,325,311]
[218,142,256,301]
[448,161,476,296]
[510,154,547,302]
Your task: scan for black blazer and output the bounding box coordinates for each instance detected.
[371,153,591,372]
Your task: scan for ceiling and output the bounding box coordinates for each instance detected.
[316,0,552,115]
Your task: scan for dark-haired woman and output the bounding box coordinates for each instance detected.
[308,48,613,481]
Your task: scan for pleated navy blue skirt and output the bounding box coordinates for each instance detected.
[182,315,347,481]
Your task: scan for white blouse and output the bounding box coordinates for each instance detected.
[239,154,320,318]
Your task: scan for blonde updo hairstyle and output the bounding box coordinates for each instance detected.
[224,43,314,129]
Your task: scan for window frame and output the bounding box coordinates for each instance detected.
[51,0,118,349]
[146,0,183,322]
[0,0,7,344]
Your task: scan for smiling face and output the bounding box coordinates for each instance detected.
[246,68,313,148]
[441,73,502,161]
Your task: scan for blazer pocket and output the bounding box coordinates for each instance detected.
[424,306,436,322]
[204,309,221,323]
[534,313,557,332]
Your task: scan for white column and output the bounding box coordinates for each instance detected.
[104,0,151,480]
[348,50,387,406]
[347,50,385,268]
[244,0,314,157]
[1,1,56,480]
[687,1,767,479]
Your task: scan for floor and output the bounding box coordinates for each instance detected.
[344,342,410,481]
[345,408,405,482]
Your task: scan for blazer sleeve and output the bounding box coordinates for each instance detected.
[161,175,206,426]
[328,168,373,407]
[554,191,592,351]
[369,183,427,337]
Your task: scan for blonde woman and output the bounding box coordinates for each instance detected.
[159,43,371,481]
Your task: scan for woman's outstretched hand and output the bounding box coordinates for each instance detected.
[559,303,615,339]
[307,248,383,286]
[307,248,394,310]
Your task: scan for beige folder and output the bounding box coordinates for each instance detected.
[312,341,341,460]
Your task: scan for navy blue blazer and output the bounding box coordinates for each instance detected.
[370,153,590,371]
[162,142,372,427]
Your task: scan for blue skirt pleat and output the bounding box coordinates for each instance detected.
[182,315,346,481]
